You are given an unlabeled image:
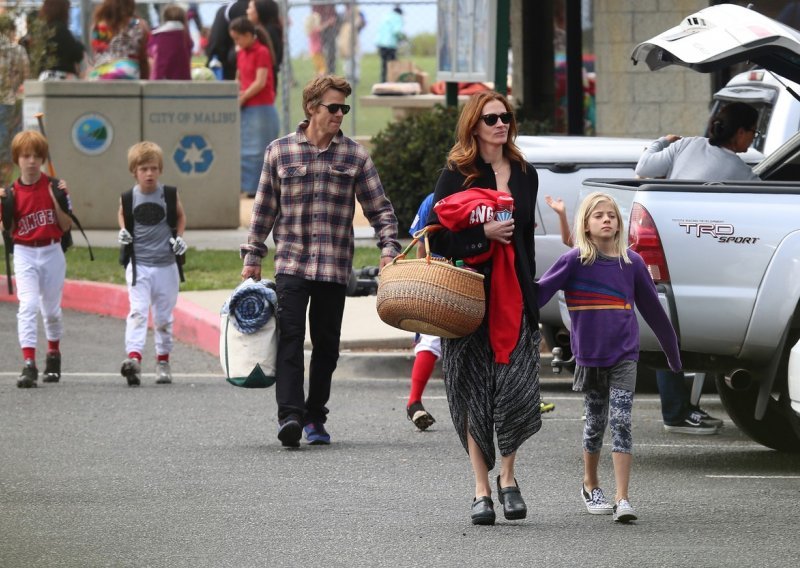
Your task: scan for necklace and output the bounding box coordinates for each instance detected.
[492,162,506,175]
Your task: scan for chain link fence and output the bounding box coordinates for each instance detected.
[280,0,436,139]
[1,0,437,143]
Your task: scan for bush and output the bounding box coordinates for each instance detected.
[408,32,437,57]
[371,105,460,232]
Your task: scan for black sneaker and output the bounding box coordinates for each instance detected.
[663,411,720,435]
[277,416,302,448]
[120,358,141,387]
[43,351,61,383]
[407,401,435,431]
[690,407,723,428]
[17,360,38,388]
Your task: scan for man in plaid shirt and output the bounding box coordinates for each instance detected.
[241,75,400,448]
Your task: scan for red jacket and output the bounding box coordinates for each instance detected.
[433,188,522,364]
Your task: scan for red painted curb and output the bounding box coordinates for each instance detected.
[0,276,221,357]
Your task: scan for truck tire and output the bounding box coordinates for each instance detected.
[715,331,800,452]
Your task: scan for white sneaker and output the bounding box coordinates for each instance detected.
[155,361,172,384]
[613,499,638,523]
[581,485,613,515]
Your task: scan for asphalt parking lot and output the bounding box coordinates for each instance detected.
[1,304,799,568]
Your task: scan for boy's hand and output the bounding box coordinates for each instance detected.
[170,236,187,255]
[118,229,133,245]
[57,179,68,192]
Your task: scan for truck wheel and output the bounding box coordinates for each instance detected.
[715,331,800,452]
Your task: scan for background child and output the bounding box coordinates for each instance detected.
[147,3,193,80]
[229,16,278,198]
[405,192,439,431]
[537,191,681,523]
[0,130,72,388]
[117,141,187,387]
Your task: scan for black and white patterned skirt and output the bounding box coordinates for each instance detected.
[441,314,541,470]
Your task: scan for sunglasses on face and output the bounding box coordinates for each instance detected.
[480,111,513,126]
[319,103,351,115]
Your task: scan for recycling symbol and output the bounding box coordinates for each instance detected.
[174,135,214,175]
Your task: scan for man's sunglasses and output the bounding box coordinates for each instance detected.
[480,111,513,126]
[320,103,351,115]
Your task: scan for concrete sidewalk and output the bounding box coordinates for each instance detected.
[0,197,431,379]
[1,196,552,379]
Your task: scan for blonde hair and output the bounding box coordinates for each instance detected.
[447,90,527,187]
[574,192,631,266]
[127,141,164,173]
[301,75,352,119]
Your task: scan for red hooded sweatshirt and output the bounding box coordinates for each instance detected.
[433,188,522,364]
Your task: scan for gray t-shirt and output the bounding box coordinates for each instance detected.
[635,136,760,181]
[132,184,174,267]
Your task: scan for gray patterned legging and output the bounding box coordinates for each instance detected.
[442,316,541,470]
[584,387,634,454]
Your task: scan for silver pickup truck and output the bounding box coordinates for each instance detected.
[585,3,800,451]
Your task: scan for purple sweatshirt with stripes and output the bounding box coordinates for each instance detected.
[537,248,681,371]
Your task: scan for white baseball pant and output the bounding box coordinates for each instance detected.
[414,333,442,358]
[125,263,179,357]
[13,242,65,349]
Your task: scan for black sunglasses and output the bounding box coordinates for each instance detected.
[480,111,513,126]
[320,103,351,115]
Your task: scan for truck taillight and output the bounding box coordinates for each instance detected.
[629,203,671,283]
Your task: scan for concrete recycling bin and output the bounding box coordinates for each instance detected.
[23,80,142,228]
[141,81,240,229]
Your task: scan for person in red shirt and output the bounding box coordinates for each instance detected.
[229,16,279,198]
[0,130,72,388]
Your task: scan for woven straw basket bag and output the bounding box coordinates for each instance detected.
[376,225,485,338]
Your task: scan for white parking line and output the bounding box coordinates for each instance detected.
[638,443,763,449]
[0,372,222,378]
[706,475,800,479]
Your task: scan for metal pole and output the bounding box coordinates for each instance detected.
[348,0,357,136]
[565,0,583,135]
[494,0,509,95]
[279,0,291,134]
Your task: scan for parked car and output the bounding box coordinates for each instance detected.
[710,68,800,156]
[583,3,800,451]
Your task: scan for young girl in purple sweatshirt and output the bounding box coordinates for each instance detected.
[537,191,682,523]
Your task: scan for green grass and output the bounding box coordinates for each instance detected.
[1,245,384,291]
[277,53,438,138]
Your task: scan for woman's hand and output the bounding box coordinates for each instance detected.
[484,219,514,245]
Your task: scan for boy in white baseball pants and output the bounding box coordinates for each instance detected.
[117,141,187,387]
[0,130,72,388]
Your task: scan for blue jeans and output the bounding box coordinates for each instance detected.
[656,370,690,424]
[240,104,279,196]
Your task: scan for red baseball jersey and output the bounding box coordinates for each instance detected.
[12,174,65,244]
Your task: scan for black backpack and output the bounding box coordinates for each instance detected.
[119,185,185,286]
[1,178,94,294]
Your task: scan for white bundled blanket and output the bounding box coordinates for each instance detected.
[219,278,279,388]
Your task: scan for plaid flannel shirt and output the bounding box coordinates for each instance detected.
[241,121,400,286]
